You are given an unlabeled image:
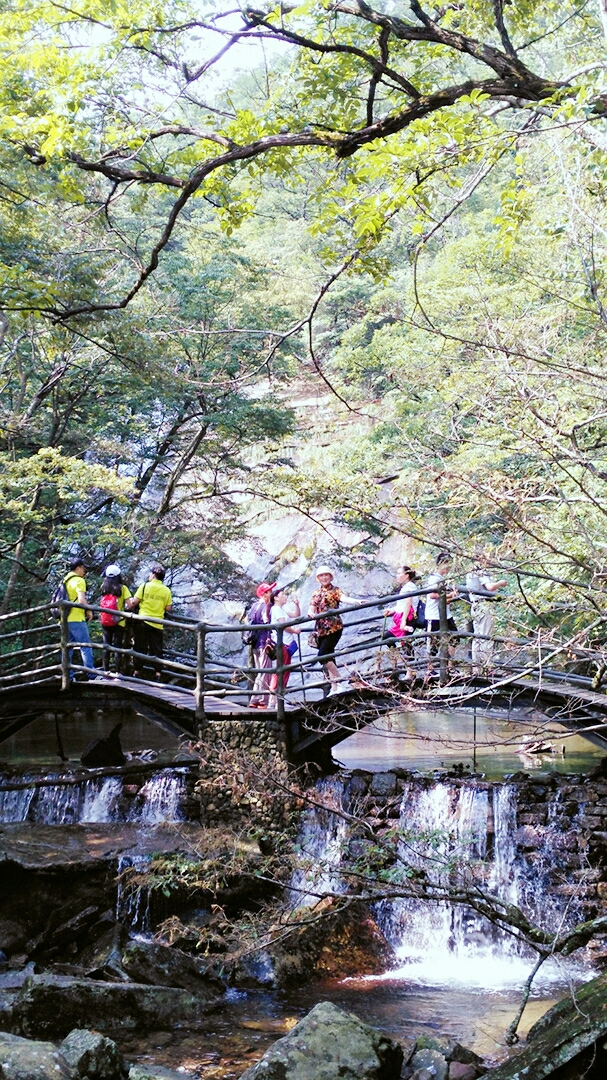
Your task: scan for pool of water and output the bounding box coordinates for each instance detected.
[117,969,578,1077]
[335,706,606,777]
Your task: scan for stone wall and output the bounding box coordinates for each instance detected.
[197,717,300,832]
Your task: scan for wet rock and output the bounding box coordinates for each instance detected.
[121,941,224,1000]
[449,1065,478,1080]
[59,1029,123,1079]
[0,1030,75,1079]
[11,974,209,1039]
[81,725,126,768]
[230,949,275,989]
[78,927,129,982]
[487,970,607,1078]
[262,901,396,988]
[239,1000,403,1079]
[370,773,397,796]
[414,1037,482,1069]
[410,1048,448,1080]
[0,921,28,956]
[410,1072,433,1080]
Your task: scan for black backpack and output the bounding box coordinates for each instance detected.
[414,597,426,630]
[50,573,76,619]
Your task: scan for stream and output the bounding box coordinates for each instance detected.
[0,702,604,1076]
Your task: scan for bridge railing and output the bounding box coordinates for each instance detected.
[1,586,606,724]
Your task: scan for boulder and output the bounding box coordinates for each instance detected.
[487,970,607,1079]
[81,725,126,768]
[121,941,224,1000]
[79,928,129,982]
[410,1049,448,1080]
[12,974,209,1039]
[239,1000,403,1080]
[0,1030,75,1079]
[59,1029,123,1079]
[414,1037,482,1068]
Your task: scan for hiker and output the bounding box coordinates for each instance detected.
[425,551,459,676]
[127,566,172,682]
[268,587,301,709]
[308,566,362,695]
[380,566,420,679]
[466,556,507,672]
[248,581,276,708]
[63,560,96,679]
[99,564,132,674]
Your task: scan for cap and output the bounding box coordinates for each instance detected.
[256,581,277,598]
[315,565,334,579]
[104,564,121,577]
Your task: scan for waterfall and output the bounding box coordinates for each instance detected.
[0,768,189,825]
[135,770,186,824]
[290,776,349,908]
[374,779,589,989]
[0,783,35,823]
[116,853,153,931]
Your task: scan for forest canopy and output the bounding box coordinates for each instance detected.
[2,0,607,628]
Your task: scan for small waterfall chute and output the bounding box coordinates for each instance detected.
[290,776,349,908]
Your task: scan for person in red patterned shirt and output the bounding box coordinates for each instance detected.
[308,566,362,695]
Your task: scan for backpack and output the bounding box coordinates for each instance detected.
[100,592,121,627]
[413,597,426,630]
[50,573,76,619]
[243,599,269,648]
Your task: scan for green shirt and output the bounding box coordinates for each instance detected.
[65,573,87,622]
[134,579,172,628]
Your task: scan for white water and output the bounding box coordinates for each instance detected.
[0,769,189,824]
[375,780,590,990]
[290,776,350,908]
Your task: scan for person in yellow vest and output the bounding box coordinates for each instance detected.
[64,559,96,678]
[127,565,172,681]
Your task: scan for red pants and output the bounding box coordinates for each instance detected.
[269,644,292,692]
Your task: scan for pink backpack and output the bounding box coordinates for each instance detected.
[100,593,121,626]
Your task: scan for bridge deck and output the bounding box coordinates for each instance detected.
[3,669,607,764]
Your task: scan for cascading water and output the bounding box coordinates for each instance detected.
[290,776,349,908]
[116,853,153,931]
[0,768,190,824]
[376,779,589,989]
[0,783,35,823]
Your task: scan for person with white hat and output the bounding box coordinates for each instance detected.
[99,564,131,674]
[307,566,362,694]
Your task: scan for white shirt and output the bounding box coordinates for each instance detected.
[270,602,298,646]
[467,572,495,613]
[424,572,452,622]
[395,583,416,620]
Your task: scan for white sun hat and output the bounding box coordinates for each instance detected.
[315,565,334,579]
[104,564,121,577]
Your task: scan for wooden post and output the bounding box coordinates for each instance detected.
[195,623,206,736]
[276,625,285,723]
[438,583,449,687]
[60,603,70,691]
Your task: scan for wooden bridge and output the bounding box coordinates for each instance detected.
[2,589,607,766]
